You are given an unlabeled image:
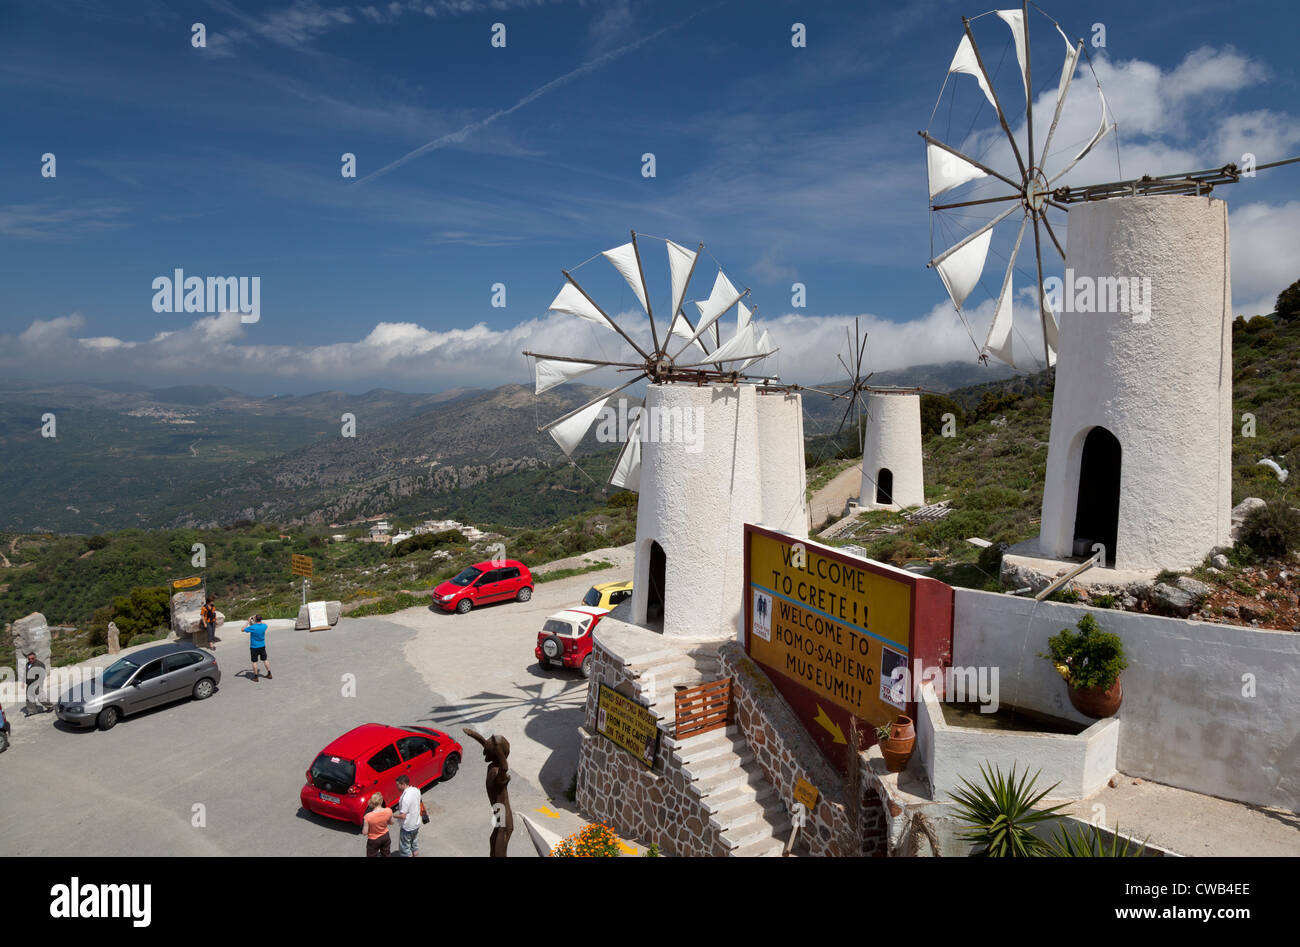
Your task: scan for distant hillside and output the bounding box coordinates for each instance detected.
[0,381,624,532]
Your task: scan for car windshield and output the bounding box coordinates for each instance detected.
[450,567,482,587]
[101,657,142,690]
[582,587,602,607]
[310,754,357,794]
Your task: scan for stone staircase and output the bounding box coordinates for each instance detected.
[624,647,792,857]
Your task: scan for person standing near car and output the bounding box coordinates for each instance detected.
[241,614,272,682]
[24,651,51,715]
[362,793,392,857]
[393,775,422,857]
[200,596,219,650]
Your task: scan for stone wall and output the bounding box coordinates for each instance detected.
[575,635,731,857]
[718,641,888,857]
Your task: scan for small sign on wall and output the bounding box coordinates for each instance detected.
[596,684,660,769]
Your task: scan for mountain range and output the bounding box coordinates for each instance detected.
[0,360,1019,533]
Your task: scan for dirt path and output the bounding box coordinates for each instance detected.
[808,464,862,530]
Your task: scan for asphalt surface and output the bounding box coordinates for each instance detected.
[0,561,628,857]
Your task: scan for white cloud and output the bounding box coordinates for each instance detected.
[1228,200,1300,315]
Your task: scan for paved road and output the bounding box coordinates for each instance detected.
[0,562,628,857]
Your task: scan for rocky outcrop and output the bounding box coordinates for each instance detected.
[1230,497,1266,542]
[12,612,51,666]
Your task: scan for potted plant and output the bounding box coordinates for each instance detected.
[1041,613,1128,717]
[875,714,916,773]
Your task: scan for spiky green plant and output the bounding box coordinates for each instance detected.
[950,764,1069,857]
[1045,821,1148,857]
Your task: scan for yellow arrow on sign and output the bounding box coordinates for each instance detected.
[813,705,846,744]
[534,805,559,819]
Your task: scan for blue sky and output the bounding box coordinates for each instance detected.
[2,0,1298,394]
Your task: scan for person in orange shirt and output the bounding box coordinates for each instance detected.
[200,596,218,650]
[362,793,393,857]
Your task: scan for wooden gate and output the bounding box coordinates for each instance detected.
[674,678,733,741]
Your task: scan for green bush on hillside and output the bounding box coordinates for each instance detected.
[1239,502,1300,559]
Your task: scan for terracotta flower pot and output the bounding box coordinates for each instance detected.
[879,714,915,773]
[1067,677,1123,718]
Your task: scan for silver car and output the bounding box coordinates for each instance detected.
[56,643,221,731]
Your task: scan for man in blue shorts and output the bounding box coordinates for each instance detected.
[241,614,273,682]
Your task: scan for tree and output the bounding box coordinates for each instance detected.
[920,393,964,437]
[1276,277,1300,323]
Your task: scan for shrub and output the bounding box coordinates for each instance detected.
[1041,613,1127,691]
[109,586,171,645]
[1239,502,1300,559]
[950,765,1067,857]
[976,540,1008,576]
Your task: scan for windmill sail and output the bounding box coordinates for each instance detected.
[1051,88,1114,183]
[983,220,1025,368]
[609,413,642,490]
[948,34,996,109]
[548,397,608,457]
[741,328,775,372]
[1043,305,1059,367]
[737,301,753,333]
[1054,24,1081,107]
[927,143,988,198]
[665,240,698,324]
[686,270,744,347]
[996,9,1029,103]
[602,242,650,315]
[935,227,994,311]
[706,323,761,363]
[548,282,613,329]
[534,357,603,394]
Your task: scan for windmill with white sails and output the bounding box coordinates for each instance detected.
[524,232,805,639]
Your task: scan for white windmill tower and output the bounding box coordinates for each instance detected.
[524,232,807,640]
[826,322,926,512]
[922,2,1298,571]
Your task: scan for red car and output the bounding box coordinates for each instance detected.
[535,605,608,679]
[300,723,462,825]
[431,560,533,614]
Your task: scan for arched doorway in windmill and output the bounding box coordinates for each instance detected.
[876,468,894,505]
[647,540,666,631]
[1072,427,1121,566]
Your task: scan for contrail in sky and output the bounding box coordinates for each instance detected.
[356,10,706,185]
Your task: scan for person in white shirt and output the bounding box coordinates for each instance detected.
[393,775,422,857]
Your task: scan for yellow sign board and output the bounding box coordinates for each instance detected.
[747,529,912,723]
[794,777,819,811]
[172,575,203,590]
[290,554,313,577]
[595,684,660,769]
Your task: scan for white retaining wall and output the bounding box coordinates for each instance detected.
[953,588,1300,812]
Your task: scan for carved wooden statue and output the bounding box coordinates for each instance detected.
[463,727,513,857]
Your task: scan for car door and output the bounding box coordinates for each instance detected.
[476,569,504,602]
[366,743,404,806]
[500,567,522,598]
[161,652,203,703]
[125,659,167,713]
[396,735,438,787]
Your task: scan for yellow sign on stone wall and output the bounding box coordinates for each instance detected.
[171,575,203,590]
[747,528,913,724]
[595,684,660,769]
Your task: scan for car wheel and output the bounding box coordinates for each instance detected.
[441,752,460,781]
[456,598,472,614]
[193,677,215,701]
[0,729,8,753]
[517,586,533,602]
[580,654,593,679]
[96,706,120,731]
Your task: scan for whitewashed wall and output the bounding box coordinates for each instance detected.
[859,391,925,510]
[952,588,1300,811]
[1039,195,1232,570]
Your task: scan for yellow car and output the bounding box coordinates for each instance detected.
[581,580,633,610]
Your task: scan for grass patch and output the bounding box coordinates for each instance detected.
[535,561,614,584]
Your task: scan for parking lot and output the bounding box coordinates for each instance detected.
[0,567,617,857]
